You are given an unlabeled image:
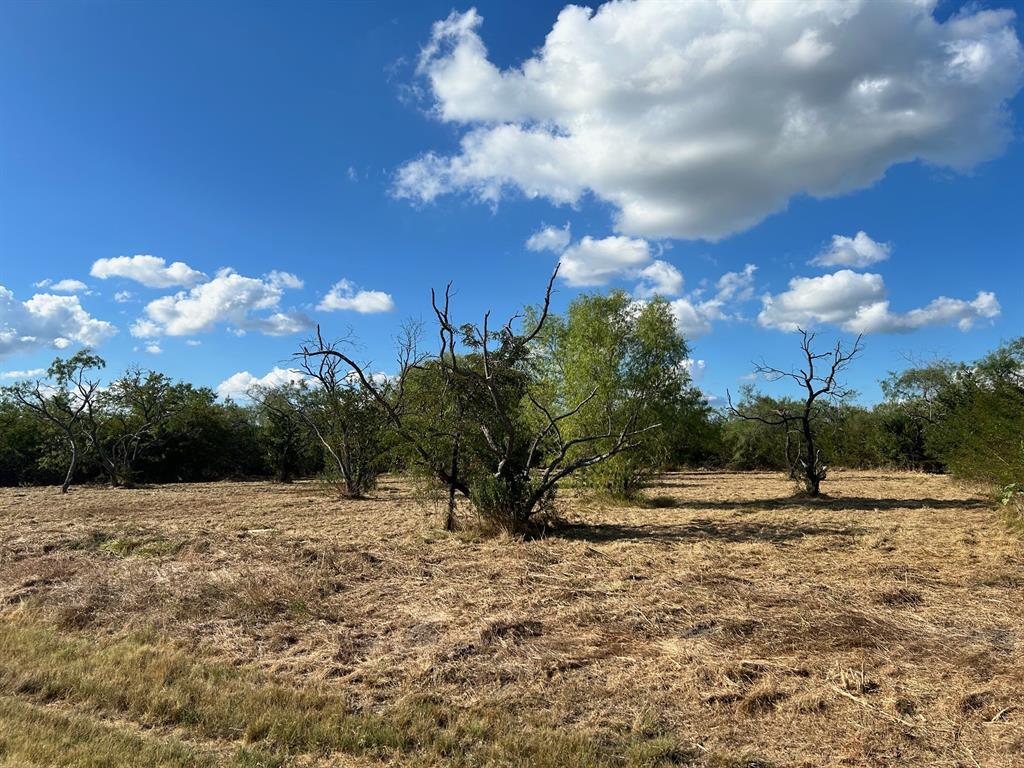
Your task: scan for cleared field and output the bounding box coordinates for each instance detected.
[0,471,1021,767]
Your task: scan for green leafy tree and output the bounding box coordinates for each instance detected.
[924,340,1024,517]
[84,367,179,487]
[251,384,319,483]
[290,350,394,498]
[1,350,104,493]
[723,387,803,472]
[538,291,693,498]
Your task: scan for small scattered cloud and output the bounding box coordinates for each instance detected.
[130,268,308,338]
[758,270,1000,333]
[669,265,757,338]
[0,286,117,358]
[216,367,308,400]
[635,261,684,299]
[34,278,88,293]
[317,280,395,313]
[811,231,891,268]
[91,255,207,288]
[525,223,571,253]
[529,227,685,298]
[0,368,45,380]
[114,290,134,303]
[560,235,653,288]
[267,270,304,290]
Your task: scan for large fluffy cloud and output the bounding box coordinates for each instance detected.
[0,286,117,357]
[396,2,1023,240]
[758,270,1000,333]
[317,280,395,313]
[130,269,307,338]
[91,255,207,288]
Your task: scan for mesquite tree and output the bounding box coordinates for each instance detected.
[288,353,391,497]
[250,384,313,483]
[85,367,177,487]
[728,329,863,497]
[535,291,693,499]
[1,351,104,493]
[298,267,657,532]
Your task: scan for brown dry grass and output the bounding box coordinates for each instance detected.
[1,470,1022,766]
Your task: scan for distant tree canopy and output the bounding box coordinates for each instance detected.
[887,340,1024,520]
[1,274,1021,522]
[727,330,863,497]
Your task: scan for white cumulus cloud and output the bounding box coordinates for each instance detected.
[216,367,308,400]
[34,278,88,293]
[758,270,1000,333]
[130,268,308,338]
[526,223,572,253]
[669,264,757,338]
[560,235,652,287]
[0,286,117,358]
[317,280,395,313]
[530,228,684,297]
[811,231,892,267]
[396,3,1023,240]
[267,270,304,290]
[91,255,207,288]
[0,368,46,380]
[635,260,684,299]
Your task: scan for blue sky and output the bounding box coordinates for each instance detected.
[1,0,1022,404]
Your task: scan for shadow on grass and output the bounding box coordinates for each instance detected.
[636,496,988,513]
[556,517,866,545]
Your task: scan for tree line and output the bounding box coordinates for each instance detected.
[2,271,1021,531]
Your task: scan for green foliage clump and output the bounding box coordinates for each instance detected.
[538,291,703,499]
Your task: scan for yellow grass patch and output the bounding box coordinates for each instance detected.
[1,471,1021,766]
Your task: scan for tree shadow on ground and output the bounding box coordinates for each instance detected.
[555,517,866,545]
[638,496,989,513]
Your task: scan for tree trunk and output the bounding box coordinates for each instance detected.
[61,434,77,494]
[801,412,821,497]
[444,434,459,532]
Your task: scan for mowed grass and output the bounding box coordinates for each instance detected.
[0,619,726,768]
[0,695,223,768]
[1,470,1022,766]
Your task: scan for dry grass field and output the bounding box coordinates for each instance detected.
[0,471,1021,767]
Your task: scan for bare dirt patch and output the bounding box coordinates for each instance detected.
[1,470,1022,766]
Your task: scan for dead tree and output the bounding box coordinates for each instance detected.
[297,266,658,532]
[2,351,104,493]
[728,329,863,497]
